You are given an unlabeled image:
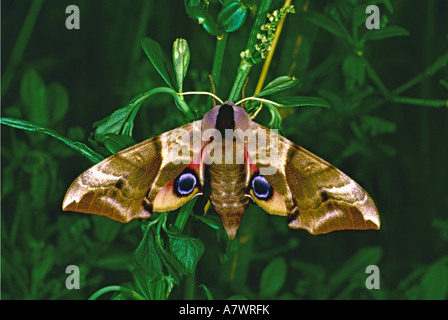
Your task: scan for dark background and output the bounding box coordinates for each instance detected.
[1,0,447,299]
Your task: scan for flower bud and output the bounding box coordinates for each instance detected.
[172,38,190,92]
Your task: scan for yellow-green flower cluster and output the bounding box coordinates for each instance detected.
[255,5,295,59]
[240,49,252,60]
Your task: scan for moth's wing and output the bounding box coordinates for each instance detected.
[249,122,380,234]
[63,120,203,222]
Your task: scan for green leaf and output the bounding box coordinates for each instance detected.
[91,215,122,243]
[226,294,247,300]
[131,267,152,299]
[172,38,190,92]
[94,87,196,139]
[360,115,396,136]
[353,5,368,29]
[218,1,248,32]
[373,0,394,13]
[89,285,146,300]
[134,229,164,280]
[187,6,223,37]
[431,218,448,241]
[421,258,448,300]
[328,246,382,293]
[147,275,175,300]
[0,117,104,163]
[141,38,176,89]
[20,68,49,126]
[429,53,448,74]
[93,104,135,139]
[184,0,209,18]
[94,253,132,271]
[173,195,198,231]
[30,168,49,208]
[290,260,326,284]
[343,54,366,86]
[31,245,56,286]
[264,102,283,132]
[93,91,150,141]
[274,96,331,109]
[199,284,214,300]
[255,76,299,97]
[202,15,223,37]
[259,257,287,298]
[103,133,137,154]
[192,214,222,230]
[305,12,344,38]
[169,235,204,274]
[363,26,410,41]
[131,266,175,300]
[47,82,69,123]
[156,235,186,282]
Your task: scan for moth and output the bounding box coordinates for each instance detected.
[63,101,380,239]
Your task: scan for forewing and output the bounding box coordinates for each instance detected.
[63,120,203,222]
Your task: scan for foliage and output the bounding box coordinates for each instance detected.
[1,0,447,300]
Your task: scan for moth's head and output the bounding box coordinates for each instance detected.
[202,101,251,133]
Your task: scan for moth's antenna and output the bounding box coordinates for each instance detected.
[178,91,224,105]
[251,103,264,120]
[235,97,282,120]
[235,96,282,107]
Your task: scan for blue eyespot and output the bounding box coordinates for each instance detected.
[251,175,272,200]
[175,172,197,196]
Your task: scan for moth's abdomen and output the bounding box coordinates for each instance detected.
[208,163,248,210]
[208,162,249,239]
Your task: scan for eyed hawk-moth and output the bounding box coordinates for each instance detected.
[63,101,380,239]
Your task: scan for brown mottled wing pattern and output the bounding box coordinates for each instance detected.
[62,121,202,222]
[250,122,380,234]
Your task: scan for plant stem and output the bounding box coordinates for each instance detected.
[89,285,146,300]
[172,198,197,232]
[131,86,196,121]
[364,52,448,109]
[228,61,253,101]
[391,51,448,97]
[184,272,196,300]
[211,33,229,96]
[228,0,273,101]
[391,96,447,108]
[364,59,389,98]
[245,0,273,50]
[126,1,152,86]
[0,117,104,163]
[2,0,44,100]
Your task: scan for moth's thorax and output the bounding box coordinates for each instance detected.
[202,101,251,133]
